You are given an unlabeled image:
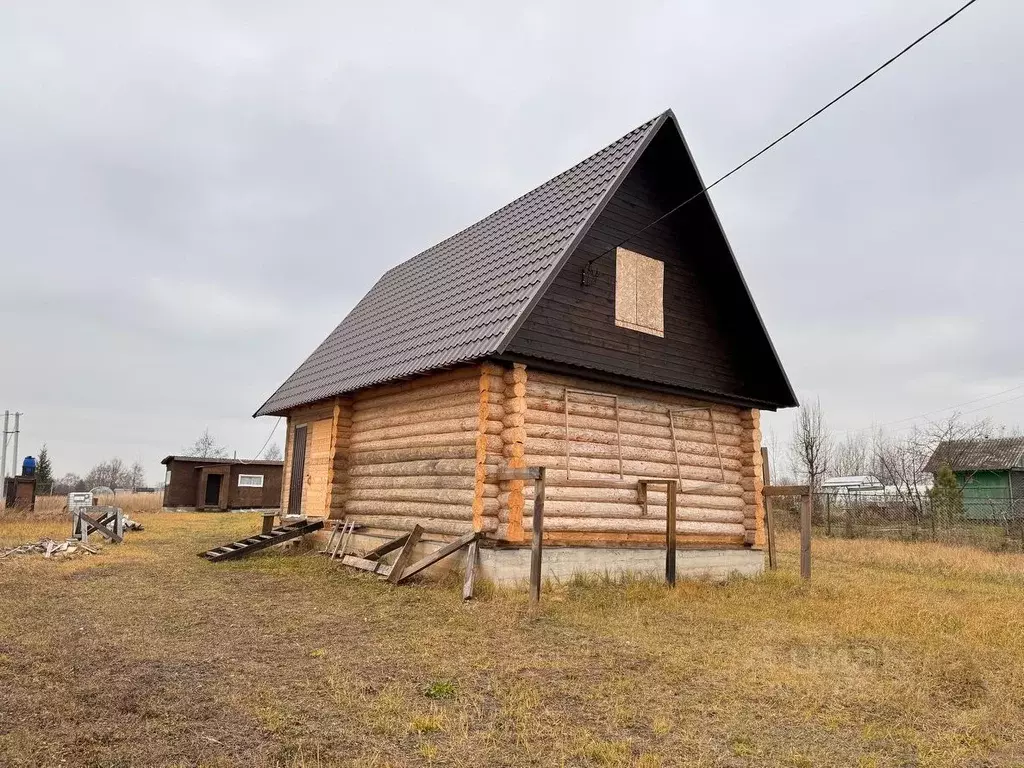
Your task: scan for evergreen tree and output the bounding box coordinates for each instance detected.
[929,463,964,525]
[36,444,54,489]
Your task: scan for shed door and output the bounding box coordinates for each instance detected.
[288,424,307,515]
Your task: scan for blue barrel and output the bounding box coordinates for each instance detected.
[22,456,36,476]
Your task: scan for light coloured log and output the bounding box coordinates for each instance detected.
[348,475,477,491]
[522,454,743,484]
[349,403,502,432]
[346,499,495,518]
[350,432,494,454]
[348,487,495,504]
[516,498,744,522]
[491,525,742,546]
[519,515,745,536]
[353,390,503,424]
[524,403,741,444]
[347,515,495,536]
[287,401,336,423]
[508,486,744,508]
[348,457,481,477]
[352,364,480,403]
[528,377,746,431]
[522,422,746,458]
[525,530,745,547]
[354,373,504,412]
[349,445,477,465]
[526,437,740,472]
[524,376,741,417]
[351,416,502,445]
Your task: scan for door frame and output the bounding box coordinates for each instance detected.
[288,424,308,516]
[196,465,230,510]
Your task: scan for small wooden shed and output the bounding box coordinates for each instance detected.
[160,456,283,511]
[256,110,796,581]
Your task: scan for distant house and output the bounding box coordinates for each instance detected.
[254,110,797,582]
[161,456,283,511]
[923,438,1024,521]
[821,475,885,496]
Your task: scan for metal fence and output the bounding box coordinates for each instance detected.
[770,491,1024,552]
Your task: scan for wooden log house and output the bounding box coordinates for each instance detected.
[256,110,797,582]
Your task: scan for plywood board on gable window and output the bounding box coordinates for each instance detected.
[614,248,638,326]
[615,247,664,337]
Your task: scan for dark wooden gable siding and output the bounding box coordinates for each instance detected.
[504,122,795,409]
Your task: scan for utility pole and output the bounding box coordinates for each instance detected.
[0,411,8,506]
[10,412,20,479]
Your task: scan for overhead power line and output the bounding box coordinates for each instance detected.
[583,0,982,274]
[835,381,1024,435]
[255,417,282,459]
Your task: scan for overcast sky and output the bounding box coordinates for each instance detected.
[1,1,1021,484]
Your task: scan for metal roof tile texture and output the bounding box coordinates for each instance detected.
[924,437,1024,473]
[256,115,660,416]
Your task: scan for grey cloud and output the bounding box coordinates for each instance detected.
[1,0,1022,481]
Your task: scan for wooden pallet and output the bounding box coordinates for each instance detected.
[198,519,324,562]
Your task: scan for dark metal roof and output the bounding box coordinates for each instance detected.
[160,455,284,467]
[255,113,665,416]
[923,438,1024,473]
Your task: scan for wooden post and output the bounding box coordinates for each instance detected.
[761,447,776,570]
[666,479,677,587]
[800,492,811,580]
[462,539,478,601]
[530,467,546,605]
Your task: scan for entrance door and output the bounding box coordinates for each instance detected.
[288,424,307,515]
[204,474,223,507]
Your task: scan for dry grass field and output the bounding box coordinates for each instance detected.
[28,492,165,516]
[1,512,1022,767]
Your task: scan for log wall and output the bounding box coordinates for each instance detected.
[343,364,502,538]
[513,369,759,548]
[279,362,763,549]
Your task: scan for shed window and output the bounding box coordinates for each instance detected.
[238,474,264,488]
[615,247,664,337]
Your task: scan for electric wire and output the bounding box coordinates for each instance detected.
[583,0,982,274]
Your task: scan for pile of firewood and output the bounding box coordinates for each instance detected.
[0,538,98,559]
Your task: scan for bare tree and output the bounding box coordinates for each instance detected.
[127,461,147,490]
[262,442,283,461]
[872,412,996,521]
[184,428,227,459]
[85,458,128,490]
[789,397,832,490]
[872,429,930,520]
[54,473,85,494]
[832,432,871,477]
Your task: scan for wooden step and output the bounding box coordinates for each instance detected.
[199,520,325,562]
